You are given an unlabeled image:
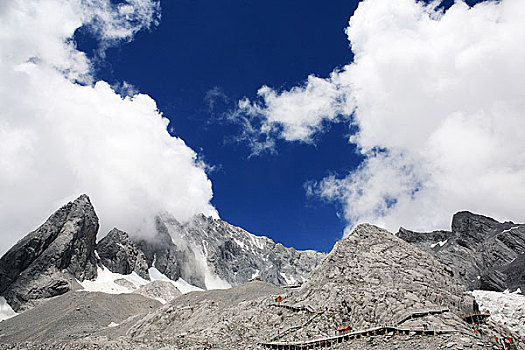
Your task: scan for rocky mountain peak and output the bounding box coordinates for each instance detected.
[0,194,99,310]
[295,223,471,330]
[96,228,150,280]
[398,211,525,293]
[162,213,325,288]
[451,211,506,247]
[125,224,509,350]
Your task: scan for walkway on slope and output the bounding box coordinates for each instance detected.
[269,302,316,314]
[395,307,450,325]
[259,326,458,349]
[267,312,323,342]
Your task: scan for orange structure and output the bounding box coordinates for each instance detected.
[337,326,352,335]
[275,296,283,303]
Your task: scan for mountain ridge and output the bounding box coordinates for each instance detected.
[398,211,525,294]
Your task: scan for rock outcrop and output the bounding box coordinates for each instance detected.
[135,216,206,288]
[135,280,182,304]
[136,214,325,290]
[0,194,98,311]
[398,211,525,293]
[96,228,149,280]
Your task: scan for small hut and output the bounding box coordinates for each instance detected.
[275,296,283,303]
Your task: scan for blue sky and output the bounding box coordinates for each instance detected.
[75,0,363,252]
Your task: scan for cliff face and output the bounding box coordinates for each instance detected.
[97,228,150,280]
[398,211,525,293]
[135,214,325,289]
[0,195,98,311]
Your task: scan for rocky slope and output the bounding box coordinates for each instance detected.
[0,223,521,350]
[1,197,522,349]
[0,291,160,344]
[398,211,525,293]
[0,195,98,311]
[135,214,325,290]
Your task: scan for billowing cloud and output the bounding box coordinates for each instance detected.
[0,0,216,255]
[238,0,525,233]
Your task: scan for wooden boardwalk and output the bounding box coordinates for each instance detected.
[395,308,450,325]
[269,302,316,314]
[260,326,458,349]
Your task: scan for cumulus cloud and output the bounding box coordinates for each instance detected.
[0,0,216,255]
[237,0,525,233]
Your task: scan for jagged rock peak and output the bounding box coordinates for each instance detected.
[158,213,325,288]
[398,211,525,294]
[96,228,150,280]
[0,194,99,311]
[452,211,505,235]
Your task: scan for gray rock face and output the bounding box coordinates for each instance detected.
[398,211,525,293]
[0,194,99,311]
[136,214,325,289]
[135,217,206,288]
[96,228,149,280]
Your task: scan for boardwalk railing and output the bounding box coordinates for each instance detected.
[259,326,458,349]
[269,303,316,314]
[395,308,450,325]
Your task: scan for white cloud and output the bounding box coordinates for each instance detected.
[234,74,352,155]
[81,0,161,51]
[238,0,525,233]
[0,0,216,255]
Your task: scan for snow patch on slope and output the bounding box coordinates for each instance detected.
[472,290,525,340]
[502,226,520,234]
[148,267,203,294]
[280,272,296,285]
[430,239,448,248]
[79,266,149,294]
[191,242,232,290]
[79,265,205,296]
[0,297,17,322]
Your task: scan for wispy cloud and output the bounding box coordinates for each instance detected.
[204,86,229,113]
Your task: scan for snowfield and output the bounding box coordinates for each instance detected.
[78,265,204,296]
